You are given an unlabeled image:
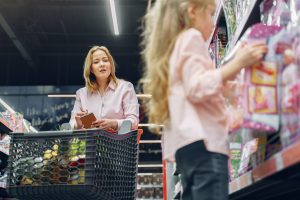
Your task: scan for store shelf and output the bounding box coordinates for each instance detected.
[139,140,161,144]
[137,199,163,200]
[208,1,223,44]
[229,140,300,199]
[0,118,12,133]
[226,0,261,52]
[137,184,163,189]
[229,171,253,194]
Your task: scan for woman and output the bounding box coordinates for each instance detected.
[70,46,139,131]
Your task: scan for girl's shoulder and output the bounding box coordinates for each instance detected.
[175,28,206,52]
[178,28,203,42]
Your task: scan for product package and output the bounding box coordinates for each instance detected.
[242,23,283,133]
[222,0,237,39]
[278,27,300,147]
[229,142,242,180]
[238,138,259,175]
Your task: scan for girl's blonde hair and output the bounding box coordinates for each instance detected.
[83,46,118,92]
[141,0,215,132]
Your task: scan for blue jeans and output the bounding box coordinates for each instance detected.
[175,140,229,200]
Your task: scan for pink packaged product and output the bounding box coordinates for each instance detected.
[242,23,283,133]
[279,30,300,147]
[226,79,244,133]
[260,0,291,26]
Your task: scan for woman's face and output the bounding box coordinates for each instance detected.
[91,49,112,81]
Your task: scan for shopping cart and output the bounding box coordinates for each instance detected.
[6,129,139,200]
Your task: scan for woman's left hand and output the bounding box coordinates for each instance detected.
[92,119,118,130]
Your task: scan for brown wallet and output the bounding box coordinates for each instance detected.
[80,113,97,129]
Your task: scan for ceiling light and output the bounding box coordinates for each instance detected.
[109,0,119,35]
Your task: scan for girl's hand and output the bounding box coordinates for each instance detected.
[92,119,118,130]
[235,42,268,68]
[74,108,88,129]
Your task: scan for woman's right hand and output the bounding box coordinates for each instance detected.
[74,108,88,129]
[234,42,268,68]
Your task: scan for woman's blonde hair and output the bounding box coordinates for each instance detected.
[141,0,215,132]
[83,46,118,92]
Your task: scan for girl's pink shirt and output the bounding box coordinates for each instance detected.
[163,28,229,161]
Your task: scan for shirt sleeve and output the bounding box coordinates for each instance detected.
[69,90,82,129]
[177,30,223,103]
[117,82,140,130]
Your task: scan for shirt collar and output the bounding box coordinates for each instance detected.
[108,79,117,91]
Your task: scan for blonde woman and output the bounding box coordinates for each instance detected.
[70,46,139,131]
[142,0,267,199]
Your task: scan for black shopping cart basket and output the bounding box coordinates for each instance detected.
[7,129,139,200]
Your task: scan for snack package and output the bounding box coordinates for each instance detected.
[238,138,259,175]
[229,142,242,180]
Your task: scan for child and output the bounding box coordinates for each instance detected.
[141,0,267,199]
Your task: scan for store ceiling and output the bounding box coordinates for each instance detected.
[0,0,148,86]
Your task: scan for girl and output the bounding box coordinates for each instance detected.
[70,46,139,131]
[142,0,267,199]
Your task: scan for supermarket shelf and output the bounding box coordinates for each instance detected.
[208,1,223,44]
[139,140,161,144]
[137,199,163,200]
[229,140,300,199]
[0,118,12,133]
[227,0,261,52]
[137,184,163,189]
[138,164,163,168]
[138,173,163,176]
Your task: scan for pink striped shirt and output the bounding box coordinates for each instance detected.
[70,79,139,130]
[163,28,229,161]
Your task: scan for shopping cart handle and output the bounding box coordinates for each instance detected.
[60,123,72,131]
[118,120,132,135]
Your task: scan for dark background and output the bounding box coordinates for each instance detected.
[0,0,147,86]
